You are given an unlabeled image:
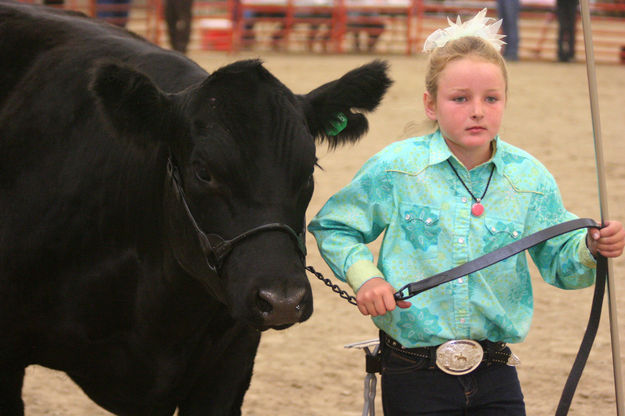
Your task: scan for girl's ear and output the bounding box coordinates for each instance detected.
[423,91,437,121]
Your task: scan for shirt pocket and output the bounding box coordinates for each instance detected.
[483,217,524,254]
[399,203,441,258]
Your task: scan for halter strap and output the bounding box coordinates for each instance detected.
[164,157,306,302]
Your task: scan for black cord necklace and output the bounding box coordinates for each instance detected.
[447,160,495,217]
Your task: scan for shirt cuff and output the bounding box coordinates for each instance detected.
[579,237,597,269]
[346,259,384,292]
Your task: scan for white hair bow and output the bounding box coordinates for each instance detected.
[423,8,506,52]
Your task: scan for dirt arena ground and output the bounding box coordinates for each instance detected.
[22,52,625,415]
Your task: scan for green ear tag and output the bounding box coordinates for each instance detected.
[325,112,348,136]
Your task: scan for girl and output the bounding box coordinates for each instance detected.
[308,9,624,415]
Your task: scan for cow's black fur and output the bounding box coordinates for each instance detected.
[0,1,392,415]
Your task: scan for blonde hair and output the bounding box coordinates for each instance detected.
[425,36,508,102]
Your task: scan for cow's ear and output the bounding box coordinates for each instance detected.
[302,60,392,148]
[90,61,173,145]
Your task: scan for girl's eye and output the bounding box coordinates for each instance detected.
[486,96,499,103]
[452,96,467,103]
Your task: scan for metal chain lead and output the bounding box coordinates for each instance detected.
[305,265,358,306]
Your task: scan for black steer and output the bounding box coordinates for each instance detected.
[0,1,392,414]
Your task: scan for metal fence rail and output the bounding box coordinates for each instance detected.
[18,0,625,63]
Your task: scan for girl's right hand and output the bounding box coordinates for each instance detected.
[356,277,412,317]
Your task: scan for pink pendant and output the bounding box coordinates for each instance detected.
[471,202,484,217]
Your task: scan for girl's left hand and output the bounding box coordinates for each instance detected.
[587,220,625,258]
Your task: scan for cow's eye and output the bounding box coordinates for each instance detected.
[305,161,320,188]
[194,165,213,184]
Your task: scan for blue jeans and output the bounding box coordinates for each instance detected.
[380,343,526,415]
[496,0,520,60]
[96,0,130,27]
[556,0,578,61]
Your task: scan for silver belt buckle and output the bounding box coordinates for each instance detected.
[436,340,484,375]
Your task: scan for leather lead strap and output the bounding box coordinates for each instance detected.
[556,254,607,415]
[391,217,605,415]
[394,218,600,300]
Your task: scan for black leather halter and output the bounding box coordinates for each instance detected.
[163,157,306,301]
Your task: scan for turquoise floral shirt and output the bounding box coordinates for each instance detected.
[308,131,597,347]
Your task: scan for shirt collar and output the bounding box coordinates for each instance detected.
[428,129,505,172]
[428,130,452,166]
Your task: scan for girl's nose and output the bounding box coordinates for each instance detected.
[471,102,484,119]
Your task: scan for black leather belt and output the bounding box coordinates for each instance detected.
[379,331,513,371]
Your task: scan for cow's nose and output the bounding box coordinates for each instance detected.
[256,287,308,326]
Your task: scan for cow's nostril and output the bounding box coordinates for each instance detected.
[255,287,309,327]
[256,291,273,314]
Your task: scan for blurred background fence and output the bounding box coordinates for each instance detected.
[17,0,625,63]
